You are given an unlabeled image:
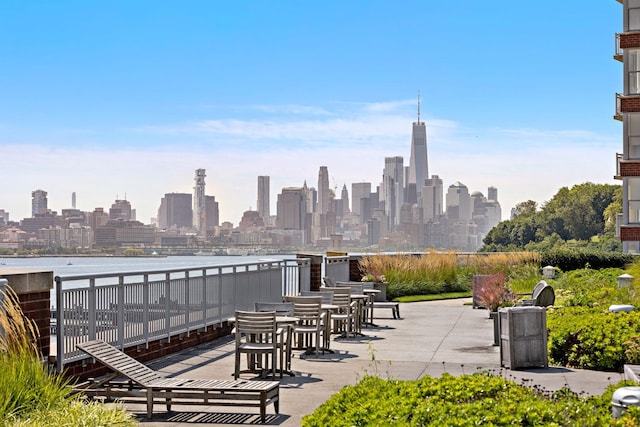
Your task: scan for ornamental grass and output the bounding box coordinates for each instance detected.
[0,286,136,426]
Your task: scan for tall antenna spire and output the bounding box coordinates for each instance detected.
[417,90,421,124]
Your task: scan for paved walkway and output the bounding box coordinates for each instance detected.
[127,299,624,426]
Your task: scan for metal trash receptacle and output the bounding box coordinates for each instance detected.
[612,386,640,418]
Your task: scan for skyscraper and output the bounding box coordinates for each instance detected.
[408,95,428,200]
[31,189,48,217]
[351,182,371,217]
[204,195,219,230]
[257,176,270,222]
[382,156,404,229]
[340,184,349,216]
[193,169,206,233]
[276,187,307,231]
[422,175,443,222]
[317,166,330,215]
[445,181,472,222]
[109,199,133,221]
[158,193,192,229]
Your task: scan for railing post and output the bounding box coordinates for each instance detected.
[201,268,207,332]
[185,270,190,337]
[55,276,64,373]
[87,278,96,340]
[117,275,125,349]
[143,274,149,347]
[165,272,171,342]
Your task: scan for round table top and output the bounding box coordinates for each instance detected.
[321,304,339,311]
[275,315,299,323]
[228,315,299,323]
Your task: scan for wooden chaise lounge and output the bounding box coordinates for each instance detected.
[74,339,279,422]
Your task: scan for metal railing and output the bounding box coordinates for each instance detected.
[324,256,350,285]
[617,152,623,178]
[53,258,310,372]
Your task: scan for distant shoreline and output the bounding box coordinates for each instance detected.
[0,254,171,259]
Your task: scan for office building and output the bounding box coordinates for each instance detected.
[317,166,330,215]
[423,175,444,222]
[158,193,192,229]
[340,184,349,216]
[445,182,472,222]
[276,187,307,232]
[31,189,48,217]
[257,176,270,222]
[193,169,206,232]
[351,182,371,218]
[382,156,404,229]
[408,96,429,200]
[109,199,134,221]
[204,195,219,230]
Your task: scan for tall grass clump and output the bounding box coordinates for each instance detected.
[359,251,541,299]
[0,286,136,426]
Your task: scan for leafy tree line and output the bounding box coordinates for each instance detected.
[481,182,622,252]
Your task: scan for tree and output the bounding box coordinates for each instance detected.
[512,200,538,219]
[481,182,621,251]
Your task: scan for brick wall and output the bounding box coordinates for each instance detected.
[620,162,640,176]
[620,33,640,49]
[18,291,51,359]
[349,256,363,281]
[620,97,640,113]
[299,253,323,291]
[621,226,640,241]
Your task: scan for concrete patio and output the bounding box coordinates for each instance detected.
[115,298,624,426]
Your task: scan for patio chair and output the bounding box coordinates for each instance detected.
[74,339,279,422]
[321,287,357,337]
[254,302,295,372]
[301,290,334,304]
[520,280,555,307]
[234,310,286,379]
[284,296,325,355]
[323,276,337,287]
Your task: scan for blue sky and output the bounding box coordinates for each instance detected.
[0,1,621,225]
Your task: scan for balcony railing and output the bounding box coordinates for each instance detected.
[53,258,310,372]
[615,93,623,121]
[615,33,623,62]
[616,152,623,179]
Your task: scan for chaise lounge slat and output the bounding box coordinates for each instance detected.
[75,339,279,422]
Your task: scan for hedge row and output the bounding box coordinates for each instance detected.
[540,248,634,271]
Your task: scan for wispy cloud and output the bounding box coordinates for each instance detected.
[0,99,619,227]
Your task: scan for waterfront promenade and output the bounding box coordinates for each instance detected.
[112,298,624,426]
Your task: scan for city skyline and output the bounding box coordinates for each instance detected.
[0,1,620,225]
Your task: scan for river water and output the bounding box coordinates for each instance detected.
[0,254,297,309]
[0,254,296,278]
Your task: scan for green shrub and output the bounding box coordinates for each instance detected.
[301,373,638,426]
[547,306,640,371]
[540,248,634,271]
[547,267,630,307]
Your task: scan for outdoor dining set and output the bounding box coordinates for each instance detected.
[72,278,401,422]
[231,278,387,380]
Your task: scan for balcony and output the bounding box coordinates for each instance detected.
[616,152,623,180]
[615,33,623,62]
[615,93,623,121]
